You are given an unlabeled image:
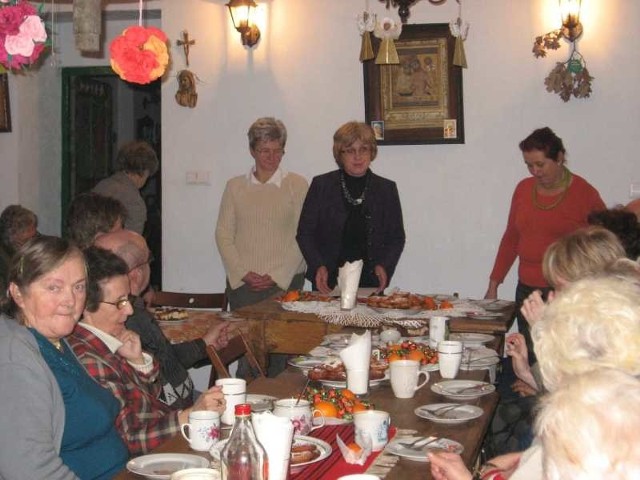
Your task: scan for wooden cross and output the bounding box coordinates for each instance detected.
[176,31,196,67]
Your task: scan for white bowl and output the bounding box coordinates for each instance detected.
[170,468,219,480]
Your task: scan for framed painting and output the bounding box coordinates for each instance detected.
[364,23,464,145]
[0,74,11,133]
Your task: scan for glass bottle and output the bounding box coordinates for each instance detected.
[221,403,268,480]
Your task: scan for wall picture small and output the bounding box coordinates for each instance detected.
[371,121,384,140]
[0,74,11,133]
[443,119,456,139]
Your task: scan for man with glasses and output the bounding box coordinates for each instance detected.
[95,229,230,409]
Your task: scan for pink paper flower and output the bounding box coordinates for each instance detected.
[20,15,46,42]
[5,31,33,56]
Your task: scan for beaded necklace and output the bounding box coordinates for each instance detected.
[340,171,369,206]
[532,166,572,211]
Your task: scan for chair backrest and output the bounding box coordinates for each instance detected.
[206,330,265,387]
[153,291,227,310]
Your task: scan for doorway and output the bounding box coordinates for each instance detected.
[61,67,162,288]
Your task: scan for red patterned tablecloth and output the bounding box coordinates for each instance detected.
[290,424,397,480]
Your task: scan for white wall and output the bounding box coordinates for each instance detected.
[2,0,639,301]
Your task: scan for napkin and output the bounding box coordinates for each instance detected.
[252,412,294,480]
[338,260,363,310]
[339,330,372,372]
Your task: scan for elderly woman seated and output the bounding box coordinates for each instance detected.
[429,272,640,480]
[0,236,128,479]
[67,246,225,455]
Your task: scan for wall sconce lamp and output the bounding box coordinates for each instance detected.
[559,0,583,42]
[226,0,261,47]
[533,0,592,102]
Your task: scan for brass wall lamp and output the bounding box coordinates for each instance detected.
[226,0,261,47]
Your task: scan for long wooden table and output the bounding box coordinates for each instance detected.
[116,368,498,479]
[158,298,515,372]
[234,297,516,368]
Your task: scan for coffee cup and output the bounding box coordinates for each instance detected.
[389,359,430,399]
[438,340,463,379]
[429,316,449,348]
[215,378,247,425]
[353,410,390,452]
[273,398,325,435]
[180,410,220,451]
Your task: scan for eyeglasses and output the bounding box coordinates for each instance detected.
[100,295,134,310]
[255,148,285,157]
[129,253,154,272]
[341,146,372,157]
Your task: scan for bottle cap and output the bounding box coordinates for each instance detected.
[235,403,252,416]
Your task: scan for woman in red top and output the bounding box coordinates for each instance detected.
[484,127,605,358]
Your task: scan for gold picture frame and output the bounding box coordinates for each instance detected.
[364,23,464,145]
[0,74,11,133]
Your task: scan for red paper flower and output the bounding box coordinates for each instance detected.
[110,26,169,85]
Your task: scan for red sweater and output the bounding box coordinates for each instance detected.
[490,174,605,287]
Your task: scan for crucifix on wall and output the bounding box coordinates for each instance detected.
[176,30,195,67]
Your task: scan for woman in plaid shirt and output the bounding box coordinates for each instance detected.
[68,246,226,455]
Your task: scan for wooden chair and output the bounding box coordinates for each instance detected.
[152,291,228,310]
[206,330,266,387]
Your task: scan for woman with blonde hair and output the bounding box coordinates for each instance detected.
[297,121,405,293]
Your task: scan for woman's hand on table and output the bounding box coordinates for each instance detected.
[315,266,331,294]
[202,321,231,349]
[374,265,388,293]
[484,281,499,300]
[428,452,472,480]
[179,386,226,424]
[486,451,522,478]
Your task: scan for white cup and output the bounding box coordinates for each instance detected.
[346,368,370,395]
[215,378,247,425]
[353,410,390,452]
[272,398,325,435]
[379,328,401,344]
[180,410,221,451]
[429,316,449,348]
[252,412,294,480]
[389,359,430,399]
[438,340,463,379]
[170,468,219,480]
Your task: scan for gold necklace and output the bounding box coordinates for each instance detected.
[532,167,571,211]
[51,339,63,351]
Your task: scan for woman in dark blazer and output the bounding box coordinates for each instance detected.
[297,121,405,294]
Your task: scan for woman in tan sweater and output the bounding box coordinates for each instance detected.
[215,117,308,310]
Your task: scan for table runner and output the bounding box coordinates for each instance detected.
[290,424,397,480]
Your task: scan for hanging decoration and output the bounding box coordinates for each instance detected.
[0,0,49,73]
[357,11,376,62]
[373,17,401,65]
[532,0,592,102]
[449,0,469,68]
[109,0,169,85]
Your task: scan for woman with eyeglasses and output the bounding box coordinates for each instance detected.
[68,246,225,455]
[215,117,309,310]
[297,121,406,293]
[0,235,128,479]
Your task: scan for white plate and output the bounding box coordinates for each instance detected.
[211,435,331,470]
[288,356,328,370]
[319,371,390,389]
[421,363,440,372]
[449,333,495,347]
[414,403,484,424]
[289,435,332,470]
[431,380,495,399]
[126,454,210,480]
[385,437,463,462]
[156,319,189,326]
[460,354,500,370]
[245,394,277,412]
[322,333,352,346]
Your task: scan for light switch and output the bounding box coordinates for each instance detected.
[630,183,640,198]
